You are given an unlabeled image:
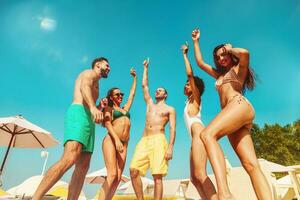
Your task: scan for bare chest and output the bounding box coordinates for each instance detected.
[146,106,169,120]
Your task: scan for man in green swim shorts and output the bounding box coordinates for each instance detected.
[33,57,110,200]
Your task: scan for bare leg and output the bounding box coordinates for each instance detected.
[106,143,128,200]
[98,136,118,200]
[32,141,82,200]
[153,174,163,200]
[190,149,207,200]
[228,127,272,200]
[130,168,144,200]
[67,152,91,200]
[190,123,218,200]
[200,99,255,200]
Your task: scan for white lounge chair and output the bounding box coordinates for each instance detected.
[258,158,300,200]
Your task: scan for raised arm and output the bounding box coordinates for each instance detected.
[225,44,249,69]
[123,68,137,111]
[103,108,124,152]
[142,59,153,104]
[80,71,102,123]
[181,43,201,104]
[165,107,176,161]
[192,29,220,79]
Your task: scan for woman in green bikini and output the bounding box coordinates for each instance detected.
[98,68,137,200]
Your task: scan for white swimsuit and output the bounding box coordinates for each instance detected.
[183,101,204,138]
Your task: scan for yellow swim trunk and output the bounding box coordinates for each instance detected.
[130,134,168,177]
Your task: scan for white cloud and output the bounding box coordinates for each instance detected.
[40,17,57,31]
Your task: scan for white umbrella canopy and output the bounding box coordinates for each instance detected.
[7,175,67,197]
[0,115,58,148]
[0,115,59,179]
[119,177,154,191]
[7,175,86,199]
[85,167,130,184]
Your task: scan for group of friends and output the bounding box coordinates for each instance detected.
[32,29,272,200]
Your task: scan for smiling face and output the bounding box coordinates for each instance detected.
[214,47,233,69]
[110,88,124,106]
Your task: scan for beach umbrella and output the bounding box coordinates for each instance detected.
[7,175,66,197]
[0,115,59,179]
[119,177,154,191]
[85,167,130,184]
[7,175,86,199]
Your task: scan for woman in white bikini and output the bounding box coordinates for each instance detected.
[181,43,218,200]
[192,28,272,200]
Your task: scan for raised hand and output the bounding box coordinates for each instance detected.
[130,67,136,77]
[143,58,149,68]
[224,43,233,52]
[191,28,200,41]
[181,42,189,54]
[98,98,108,110]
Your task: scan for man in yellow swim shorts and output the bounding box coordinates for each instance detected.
[130,58,176,200]
[33,57,110,200]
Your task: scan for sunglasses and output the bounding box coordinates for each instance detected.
[113,93,124,97]
[156,89,164,93]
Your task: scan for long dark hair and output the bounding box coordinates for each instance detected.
[213,44,256,93]
[188,76,205,96]
[106,87,119,107]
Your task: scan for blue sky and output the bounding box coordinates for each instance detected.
[0,0,299,198]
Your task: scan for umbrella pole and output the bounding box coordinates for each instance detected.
[0,134,14,174]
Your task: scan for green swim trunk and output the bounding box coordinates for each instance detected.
[64,104,95,153]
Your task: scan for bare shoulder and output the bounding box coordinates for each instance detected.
[81,69,97,79]
[166,105,176,114]
[191,97,201,108]
[146,99,154,107]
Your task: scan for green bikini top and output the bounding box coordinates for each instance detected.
[112,109,130,122]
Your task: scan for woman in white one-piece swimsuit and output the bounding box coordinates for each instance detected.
[181,43,218,200]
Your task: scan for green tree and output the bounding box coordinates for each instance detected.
[251,120,300,166]
[286,120,300,164]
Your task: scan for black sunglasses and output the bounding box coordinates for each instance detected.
[113,92,124,97]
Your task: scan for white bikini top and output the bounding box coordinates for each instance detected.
[184,101,202,120]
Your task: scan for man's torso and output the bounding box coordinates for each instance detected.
[72,70,99,108]
[143,103,170,136]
